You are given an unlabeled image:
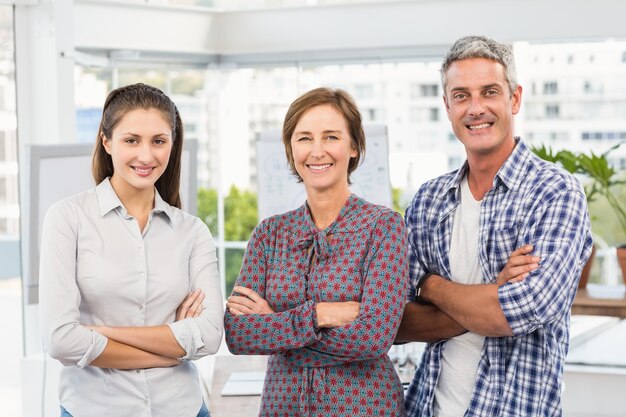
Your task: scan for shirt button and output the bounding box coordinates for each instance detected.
[138,244,143,249]
[139,304,144,311]
[140,273,145,279]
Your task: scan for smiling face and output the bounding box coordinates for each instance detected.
[290,104,357,196]
[102,108,173,198]
[443,57,522,160]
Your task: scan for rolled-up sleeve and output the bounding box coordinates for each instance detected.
[168,219,223,360]
[39,201,109,367]
[498,189,592,337]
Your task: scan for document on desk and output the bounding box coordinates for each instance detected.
[221,372,265,396]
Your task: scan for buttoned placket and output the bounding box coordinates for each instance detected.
[117,206,153,414]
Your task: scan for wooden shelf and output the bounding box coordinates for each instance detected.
[572,289,626,318]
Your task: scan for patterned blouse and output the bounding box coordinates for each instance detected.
[225,194,408,417]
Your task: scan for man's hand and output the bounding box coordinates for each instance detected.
[176,289,205,321]
[227,286,275,315]
[315,301,361,328]
[496,245,540,286]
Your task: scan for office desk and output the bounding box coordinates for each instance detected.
[208,355,266,417]
[572,289,626,318]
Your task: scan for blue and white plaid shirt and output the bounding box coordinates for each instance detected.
[404,139,593,417]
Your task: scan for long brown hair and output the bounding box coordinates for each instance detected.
[92,83,184,208]
[282,87,365,184]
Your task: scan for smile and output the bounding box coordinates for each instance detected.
[132,166,156,176]
[467,122,493,130]
[307,163,332,172]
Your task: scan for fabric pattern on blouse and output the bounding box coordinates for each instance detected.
[39,178,224,417]
[225,194,408,417]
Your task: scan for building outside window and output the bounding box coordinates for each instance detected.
[543,81,558,95]
[420,84,438,97]
[73,39,626,294]
[546,104,560,118]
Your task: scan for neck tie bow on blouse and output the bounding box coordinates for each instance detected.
[297,228,332,261]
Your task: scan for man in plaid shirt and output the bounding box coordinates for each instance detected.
[396,36,593,416]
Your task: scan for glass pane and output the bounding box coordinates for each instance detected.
[74,66,112,143]
[0,5,21,416]
[224,248,245,296]
[118,68,167,90]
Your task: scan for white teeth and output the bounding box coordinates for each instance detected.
[134,167,153,174]
[469,123,491,130]
[309,164,331,171]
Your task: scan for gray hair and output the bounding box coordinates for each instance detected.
[440,35,517,96]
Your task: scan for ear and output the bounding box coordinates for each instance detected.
[350,139,358,158]
[511,85,523,115]
[101,133,112,155]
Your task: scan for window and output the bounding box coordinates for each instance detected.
[429,108,439,122]
[420,84,438,97]
[0,134,5,161]
[0,177,6,204]
[410,83,438,98]
[543,81,558,95]
[545,104,560,118]
[354,84,374,100]
[584,80,603,94]
[365,108,378,121]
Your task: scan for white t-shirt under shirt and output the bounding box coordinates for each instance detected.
[433,174,486,417]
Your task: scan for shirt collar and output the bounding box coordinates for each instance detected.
[440,137,529,198]
[494,137,530,192]
[95,178,174,225]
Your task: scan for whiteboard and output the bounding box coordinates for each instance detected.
[20,140,198,304]
[256,125,391,221]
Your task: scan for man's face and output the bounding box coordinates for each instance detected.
[443,57,522,158]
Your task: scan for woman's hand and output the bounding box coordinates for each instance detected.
[227,286,275,315]
[176,289,205,321]
[316,301,361,328]
[496,244,541,286]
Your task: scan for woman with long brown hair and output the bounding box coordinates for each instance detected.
[39,83,223,417]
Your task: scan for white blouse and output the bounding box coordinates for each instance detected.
[39,178,223,417]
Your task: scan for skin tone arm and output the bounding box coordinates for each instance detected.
[89,289,205,368]
[395,303,466,343]
[396,245,540,342]
[227,286,360,328]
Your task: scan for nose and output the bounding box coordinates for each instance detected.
[310,138,325,159]
[137,142,154,164]
[468,96,486,117]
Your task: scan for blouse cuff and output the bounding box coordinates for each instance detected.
[168,319,205,360]
[77,330,108,368]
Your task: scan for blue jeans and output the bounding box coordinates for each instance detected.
[61,402,211,417]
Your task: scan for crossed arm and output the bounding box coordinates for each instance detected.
[89,290,206,369]
[225,212,408,365]
[39,202,219,370]
[395,245,541,343]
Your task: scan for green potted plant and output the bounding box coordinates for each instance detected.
[532,143,626,287]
